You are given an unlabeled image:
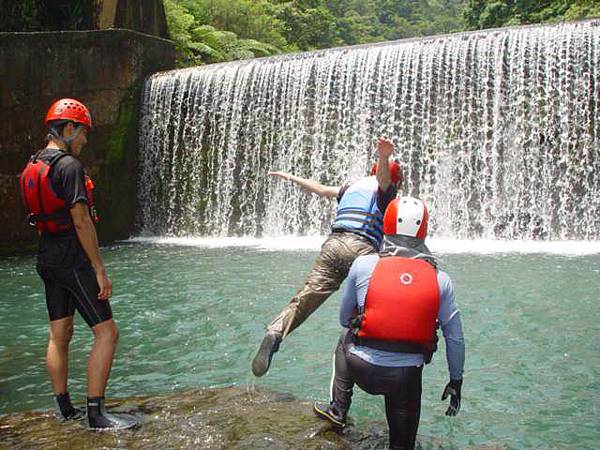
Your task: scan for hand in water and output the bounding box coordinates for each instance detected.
[377,137,395,159]
[441,379,462,416]
[268,171,292,181]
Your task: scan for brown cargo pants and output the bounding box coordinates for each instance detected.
[267,231,376,338]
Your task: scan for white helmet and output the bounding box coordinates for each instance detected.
[383,197,429,239]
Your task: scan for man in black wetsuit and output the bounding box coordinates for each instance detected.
[20,98,136,430]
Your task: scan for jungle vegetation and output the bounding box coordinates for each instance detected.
[2,0,599,67]
[165,0,600,66]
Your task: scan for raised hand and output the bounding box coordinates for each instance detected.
[377,137,395,159]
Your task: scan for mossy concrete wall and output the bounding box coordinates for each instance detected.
[0,29,174,255]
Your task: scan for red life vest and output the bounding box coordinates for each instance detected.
[355,256,440,354]
[20,150,98,234]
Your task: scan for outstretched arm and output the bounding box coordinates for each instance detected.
[269,171,340,198]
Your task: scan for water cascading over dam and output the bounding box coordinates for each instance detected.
[138,20,599,240]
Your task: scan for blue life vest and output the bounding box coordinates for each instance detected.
[332,177,383,247]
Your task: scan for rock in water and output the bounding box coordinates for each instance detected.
[0,386,503,449]
[0,387,370,449]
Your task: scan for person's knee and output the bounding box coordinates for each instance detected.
[64,323,74,341]
[93,320,119,345]
[49,321,74,347]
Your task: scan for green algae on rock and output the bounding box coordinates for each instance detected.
[0,386,507,450]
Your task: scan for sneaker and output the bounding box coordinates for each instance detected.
[313,402,346,428]
[54,392,85,422]
[251,331,282,377]
[86,397,138,431]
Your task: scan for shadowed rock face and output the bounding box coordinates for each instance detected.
[0,29,174,255]
[0,387,504,450]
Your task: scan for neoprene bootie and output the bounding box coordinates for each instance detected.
[54,392,84,421]
[313,401,346,428]
[251,331,282,377]
[86,396,138,431]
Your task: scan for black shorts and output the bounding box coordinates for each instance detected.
[36,263,113,327]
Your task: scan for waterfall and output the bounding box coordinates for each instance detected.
[137,20,600,240]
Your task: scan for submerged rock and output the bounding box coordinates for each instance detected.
[0,386,499,449]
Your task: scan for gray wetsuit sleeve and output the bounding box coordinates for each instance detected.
[438,271,465,380]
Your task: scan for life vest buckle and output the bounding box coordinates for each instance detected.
[90,206,99,223]
[27,213,37,227]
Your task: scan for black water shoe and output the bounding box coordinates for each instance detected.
[251,331,282,377]
[313,402,346,428]
[54,392,85,421]
[86,397,138,431]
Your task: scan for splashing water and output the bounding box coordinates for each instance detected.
[138,21,599,240]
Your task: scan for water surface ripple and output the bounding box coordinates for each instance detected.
[1,242,598,449]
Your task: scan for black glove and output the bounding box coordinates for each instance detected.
[441,379,462,416]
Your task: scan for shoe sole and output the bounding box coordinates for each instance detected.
[56,412,85,422]
[251,334,278,377]
[313,404,346,428]
[86,421,139,431]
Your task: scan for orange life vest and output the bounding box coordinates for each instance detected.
[354,256,440,355]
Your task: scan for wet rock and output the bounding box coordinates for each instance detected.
[0,386,503,450]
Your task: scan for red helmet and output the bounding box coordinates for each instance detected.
[45,98,92,131]
[370,160,403,184]
[383,197,429,240]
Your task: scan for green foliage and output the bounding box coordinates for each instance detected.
[5,0,598,67]
[464,0,600,29]
[564,0,600,21]
[276,1,341,50]
[163,0,197,65]
[0,0,97,32]
[163,0,469,66]
[0,0,40,31]
[164,0,284,66]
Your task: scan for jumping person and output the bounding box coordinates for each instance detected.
[313,197,465,450]
[252,138,403,377]
[20,98,137,430]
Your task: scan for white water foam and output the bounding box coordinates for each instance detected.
[128,236,600,255]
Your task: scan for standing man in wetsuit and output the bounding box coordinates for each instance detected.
[20,98,136,430]
[252,138,403,377]
[313,197,465,450]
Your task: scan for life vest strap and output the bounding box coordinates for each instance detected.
[352,335,427,353]
[351,333,438,363]
[336,207,380,217]
[30,209,72,224]
[334,214,383,227]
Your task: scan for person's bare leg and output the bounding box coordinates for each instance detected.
[85,319,137,430]
[87,319,119,397]
[47,316,74,394]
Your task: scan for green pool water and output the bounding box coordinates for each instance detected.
[1,239,599,449]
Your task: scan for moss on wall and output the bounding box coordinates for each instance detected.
[106,97,133,165]
[95,91,139,242]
